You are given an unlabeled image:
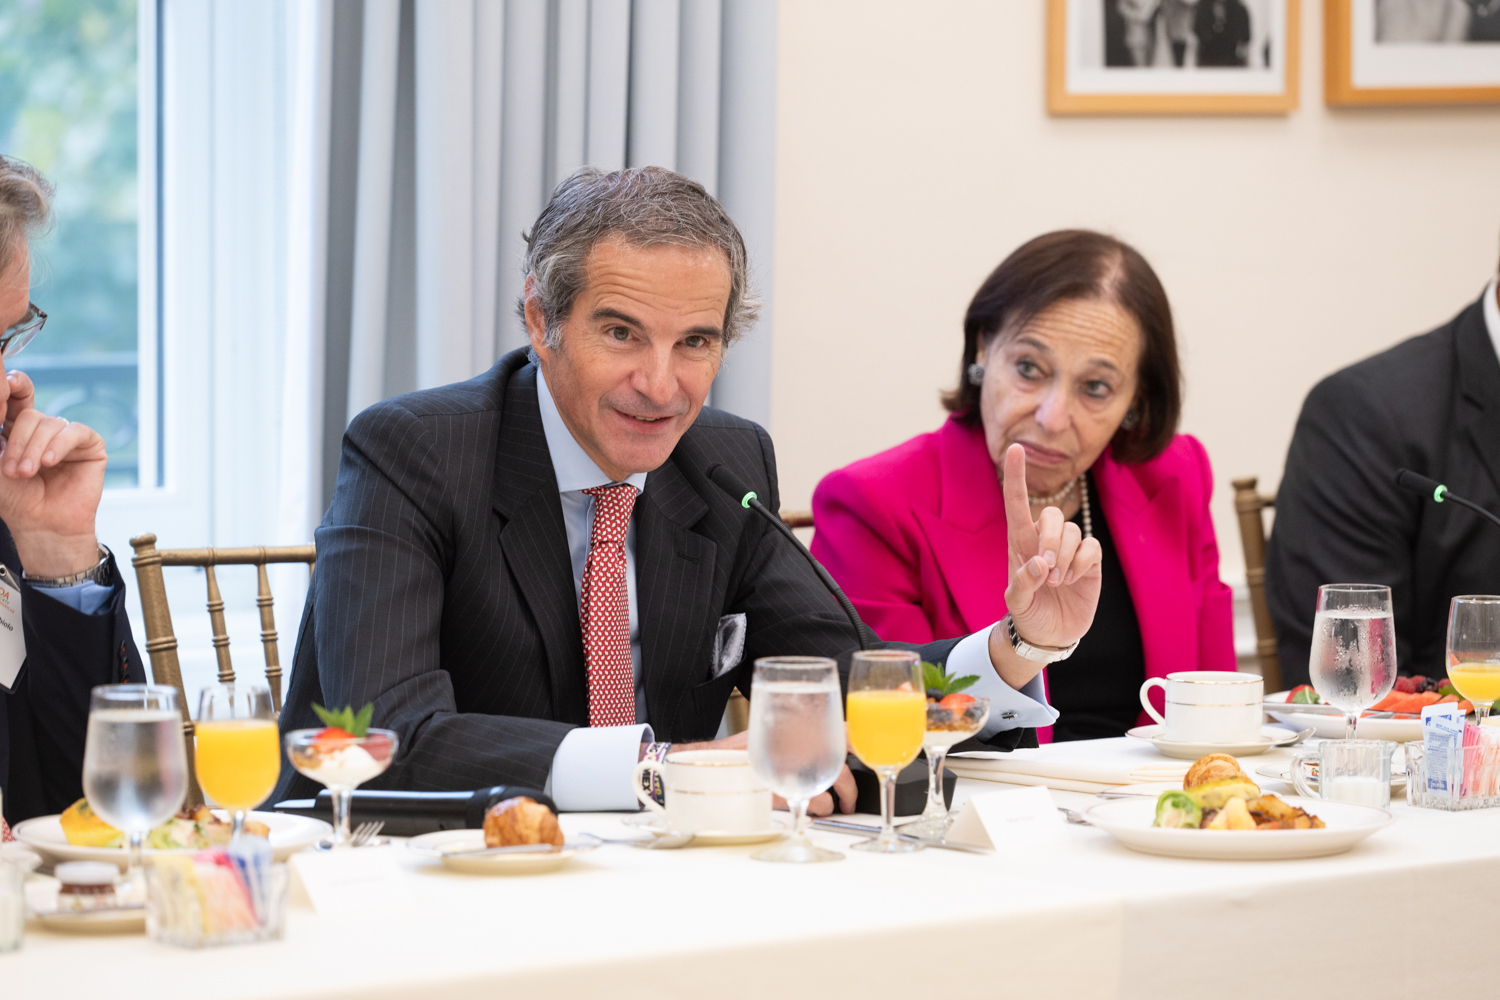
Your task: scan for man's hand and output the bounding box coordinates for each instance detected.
[0,367,107,576]
[669,730,857,817]
[991,443,1103,689]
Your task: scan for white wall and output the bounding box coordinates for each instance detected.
[768,0,1500,586]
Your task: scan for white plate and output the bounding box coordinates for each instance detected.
[1254,763,1409,792]
[1084,795,1393,860]
[13,811,331,869]
[31,907,147,934]
[1125,724,1308,759]
[623,812,788,846]
[1265,691,1424,743]
[406,829,598,875]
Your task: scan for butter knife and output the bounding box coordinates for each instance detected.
[810,819,994,854]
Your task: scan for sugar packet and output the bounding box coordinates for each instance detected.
[1423,703,1465,797]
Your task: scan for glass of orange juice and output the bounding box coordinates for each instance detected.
[846,650,926,854]
[195,683,280,840]
[1447,596,1500,725]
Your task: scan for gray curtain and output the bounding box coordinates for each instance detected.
[319,0,778,507]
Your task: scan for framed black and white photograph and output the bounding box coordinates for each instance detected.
[1327,0,1500,104]
[1048,0,1301,113]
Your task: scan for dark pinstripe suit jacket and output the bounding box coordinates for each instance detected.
[273,350,1026,800]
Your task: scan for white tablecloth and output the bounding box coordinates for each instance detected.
[5,738,1499,1000]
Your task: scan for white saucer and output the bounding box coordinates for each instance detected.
[623,813,787,846]
[1255,763,1408,793]
[31,906,146,934]
[1126,724,1310,760]
[406,830,599,875]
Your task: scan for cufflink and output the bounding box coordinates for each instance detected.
[1001,711,1017,720]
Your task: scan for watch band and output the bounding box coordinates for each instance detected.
[1002,614,1078,664]
[23,543,111,588]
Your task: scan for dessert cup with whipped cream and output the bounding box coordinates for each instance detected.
[284,728,398,848]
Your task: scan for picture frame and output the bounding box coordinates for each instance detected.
[1325,0,1500,105]
[1047,0,1301,114]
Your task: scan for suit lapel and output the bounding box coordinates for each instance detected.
[1454,297,1500,501]
[636,457,716,730]
[915,419,1010,633]
[492,365,590,726]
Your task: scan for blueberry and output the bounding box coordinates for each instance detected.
[926,688,945,701]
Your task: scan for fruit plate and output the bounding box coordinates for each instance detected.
[1083,795,1393,860]
[13,811,331,869]
[622,812,788,846]
[1265,691,1424,743]
[406,830,599,875]
[1124,724,1310,759]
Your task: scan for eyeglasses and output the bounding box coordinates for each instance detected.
[1,302,45,360]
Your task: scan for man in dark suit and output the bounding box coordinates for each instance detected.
[276,167,1106,812]
[1266,265,1500,688]
[0,155,145,833]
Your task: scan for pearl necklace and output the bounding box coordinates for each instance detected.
[1022,474,1094,539]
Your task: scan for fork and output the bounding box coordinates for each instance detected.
[350,820,385,847]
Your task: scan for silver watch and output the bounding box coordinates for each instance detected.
[23,543,111,588]
[1002,614,1078,664]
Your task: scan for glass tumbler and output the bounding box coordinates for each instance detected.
[1290,739,1396,809]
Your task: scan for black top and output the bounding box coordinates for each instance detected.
[1265,293,1500,685]
[1046,473,1147,742]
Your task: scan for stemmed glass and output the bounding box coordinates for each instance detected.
[1308,584,1398,740]
[845,650,927,854]
[1446,596,1500,725]
[195,683,280,840]
[902,695,989,840]
[285,726,398,849]
[746,657,847,863]
[82,685,189,895]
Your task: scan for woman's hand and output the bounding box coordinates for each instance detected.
[1001,443,1102,650]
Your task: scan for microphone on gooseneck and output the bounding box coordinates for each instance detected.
[707,464,876,650]
[1394,469,1500,532]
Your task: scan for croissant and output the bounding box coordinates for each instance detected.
[1183,753,1246,789]
[483,796,564,848]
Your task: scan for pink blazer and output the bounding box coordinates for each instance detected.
[811,417,1236,741]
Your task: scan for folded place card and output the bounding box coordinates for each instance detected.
[290,846,414,916]
[946,786,1066,851]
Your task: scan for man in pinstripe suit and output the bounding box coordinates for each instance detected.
[274,167,1105,813]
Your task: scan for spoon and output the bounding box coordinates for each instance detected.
[630,829,694,850]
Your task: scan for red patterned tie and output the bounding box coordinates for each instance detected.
[579,484,639,727]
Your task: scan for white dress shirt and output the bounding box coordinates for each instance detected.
[536,367,1054,811]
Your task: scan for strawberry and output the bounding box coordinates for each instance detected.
[311,726,354,754]
[312,702,375,737]
[364,732,393,763]
[939,693,976,715]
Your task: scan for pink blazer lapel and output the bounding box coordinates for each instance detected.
[1093,452,1194,687]
[912,420,1010,635]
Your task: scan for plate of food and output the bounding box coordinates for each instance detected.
[407,795,597,875]
[1265,682,1451,743]
[1085,754,1393,860]
[13,798,330,868]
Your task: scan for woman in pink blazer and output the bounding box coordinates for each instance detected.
[812,231,1235,743]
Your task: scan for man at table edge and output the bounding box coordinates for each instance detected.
[274,166,1108,813]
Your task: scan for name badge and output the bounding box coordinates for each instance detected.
[0,565,26,693]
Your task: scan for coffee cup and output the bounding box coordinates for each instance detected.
[1138,671,1263,743]
[632,749,771,834]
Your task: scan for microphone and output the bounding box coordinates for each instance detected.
[707,463,876,650]
[1395,468,1500,532]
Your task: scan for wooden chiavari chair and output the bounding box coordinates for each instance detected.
[1231,477,1281,693]
[128,533,316,806]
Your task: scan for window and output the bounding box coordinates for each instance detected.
[0,0,146,487]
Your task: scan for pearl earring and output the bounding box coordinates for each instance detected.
[1121,409,1140,430]
[966,363,985,386]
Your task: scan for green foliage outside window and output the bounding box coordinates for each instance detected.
[0,0,140,487]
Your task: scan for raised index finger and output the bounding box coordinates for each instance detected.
[4,369,34,428]
[1002,443,1037,545]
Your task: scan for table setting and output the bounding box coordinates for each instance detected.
[7,587,1500,998]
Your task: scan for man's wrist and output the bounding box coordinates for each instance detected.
[13,533,104,579]
[988,623,1047,691]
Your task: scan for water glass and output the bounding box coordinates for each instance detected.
[196,683,280,840]
[845,650,926,854]
[1309,584,1397,740]
[746,657,846,863]
[1446,596,1500,724]
[82,685,189,890]
[1290,740,1395,809]
[0,858,24,953]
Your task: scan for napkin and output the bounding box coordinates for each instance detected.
[946,738,1190,794]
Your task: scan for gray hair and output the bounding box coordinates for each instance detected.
[0,155,53,278]
[519,166,759,349]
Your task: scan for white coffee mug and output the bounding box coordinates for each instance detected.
[1138,671,1263,743]
[632,749,771,834]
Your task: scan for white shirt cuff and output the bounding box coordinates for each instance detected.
[945,623,1059,737]
[544,723,655,812]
